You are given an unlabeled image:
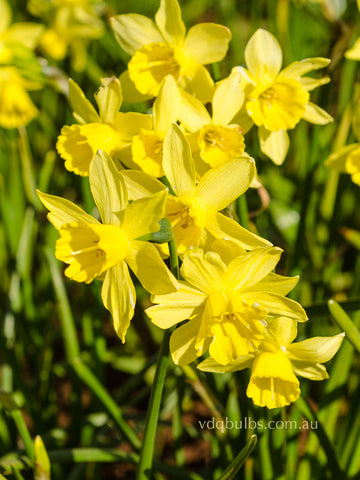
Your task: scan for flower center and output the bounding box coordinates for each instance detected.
[131,129,164,177]
[56,222,129,283]
[128,42,181,97]
[246,76,309,131]
[198,124,245,167]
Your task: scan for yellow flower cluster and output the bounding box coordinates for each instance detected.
[38,0,343,409]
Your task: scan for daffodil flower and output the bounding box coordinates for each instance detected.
[147,240,307,366]
[0,0,43,64]
[345,0,360,60]
[0,66,40,128]
[131,75,181,177]
[111,0,231,103]
[37,151,178,342]
[231,29,332,165]
[161,124,269,254]
[198,316,344,409]
[326,143,360,186]
[29,0,104,71]
[177,71,246,168]
[57,77,152,176]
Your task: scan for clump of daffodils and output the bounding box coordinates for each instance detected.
[37,0,343,409]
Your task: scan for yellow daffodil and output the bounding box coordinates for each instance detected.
[37,151,178,342]
[57,77,152,176]
[345,0,360,60]
[28,0,104,71]
[177,71,246,168]
[161,124,270,254]
[0,0,43,64]
[0,66,40,128]
[230,28,332,165]
[131,75,181,177]
[326,144,360,186]
[147,240,307,366]
[111,0,231,103]
[198,316,344,409]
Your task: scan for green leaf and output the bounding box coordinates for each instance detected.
[137,218,173,244]
[328,300,360,353]
[216,435,257,480]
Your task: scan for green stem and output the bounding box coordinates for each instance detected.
[11,411,34,462]
[236,194,249,229]
[17,127,41,210]
[217,435,257,480]
[136,237,179,480]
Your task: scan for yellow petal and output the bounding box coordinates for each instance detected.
[110,14,163,55]
[119,70,152,103]
[122,170,167,200]
[302,102,333,125]
[0,0,11,35]
[225,247,283,291]
[245,272,299,296]
[266,316,298,347]
[212,71,245,126]
[36,190,98,230]
[325,144,360,174]
[89,151,128,226]
[169,316,206,365]
[210,238,246,264]
[345,37,360,60]
[153,75,182,135]
[242,292,308,322]
[291,362,328,380]
[287,333,345,363]
[300,76,330,92]
[259,127,289,165]
[184,23,231,64]
[114,111,153,142]
[4,23,43,49]
[247,351,300,408]
[148,281,205,327]
[206,211,271,250]
[178,89,210,132]
[180,249,226,294]
[245,29,282,83]
[102,263,136,342]
[95,76,122,124]
[163,124,196,196]
[155,0,185,46]
[281,57,330,78]
[182,61,215,103]
[125,240,179,294]
[122,191,167,240]
[197,355,253,373]
[68,78,100,124]
[195,157,254,211]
